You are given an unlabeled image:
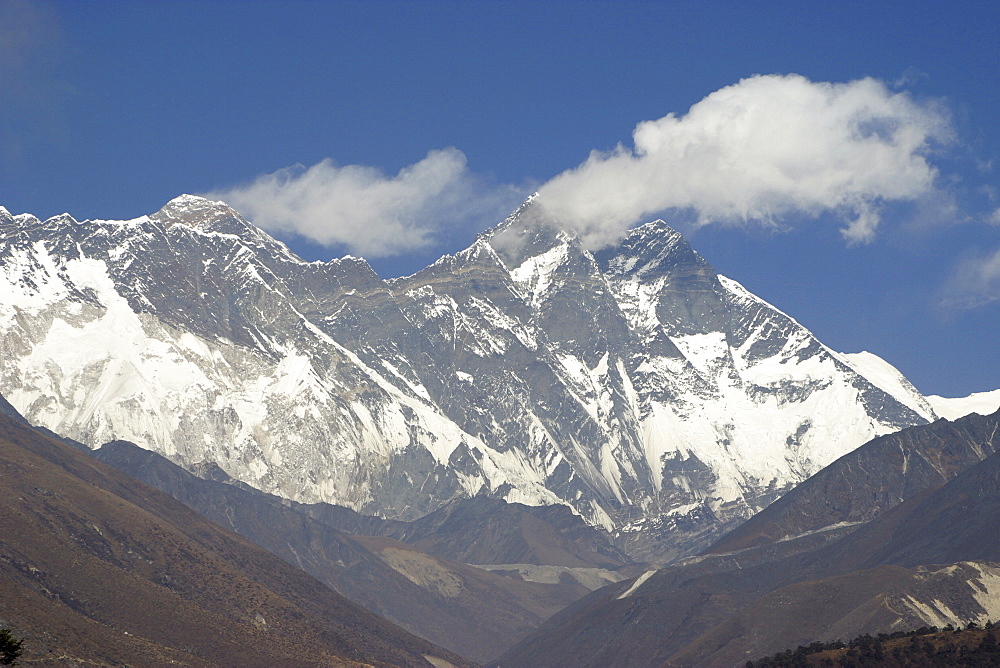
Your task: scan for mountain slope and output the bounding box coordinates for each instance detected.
[494,410,1000,667]
[673,561,1000,667]
[295,495,629,570]
[708,410,1000,555]
[0,195,952,560]
[0,412,469,667]
[93,439,612,664]
[673,442,1000,666]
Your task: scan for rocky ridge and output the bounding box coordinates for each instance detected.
[0,195,955,560]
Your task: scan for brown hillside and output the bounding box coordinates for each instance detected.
[0,414,470,667]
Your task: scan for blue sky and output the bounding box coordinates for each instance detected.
[2,0,998,397]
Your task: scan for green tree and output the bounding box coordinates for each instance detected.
[0,628,22,666]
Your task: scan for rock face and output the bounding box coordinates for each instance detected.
[0,195,939,560]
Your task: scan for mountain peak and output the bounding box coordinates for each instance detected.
[43,212,79,226]
[0,206,40,229]
[595,217,703,281]
[151,194,241,230]
[485,193,587,272]
[150,194,301,262]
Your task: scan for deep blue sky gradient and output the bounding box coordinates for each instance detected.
[2,0,998,396]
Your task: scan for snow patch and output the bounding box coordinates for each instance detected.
[509,242,569,306]
[839,351,936,421]
[927,389,1000,421]
[617,569,657,599]
[474,564,623,591]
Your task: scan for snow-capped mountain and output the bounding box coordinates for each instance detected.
[926,389,1000,421]
[0,195,945,559]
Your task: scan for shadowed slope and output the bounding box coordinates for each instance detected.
[0,413,470,667]
[95,439,613,663]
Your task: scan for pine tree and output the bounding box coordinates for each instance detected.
[0,628,23,666]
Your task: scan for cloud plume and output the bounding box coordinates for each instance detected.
[207,148,524,257]
[537,74,953,248]
[209,74,953,258]
[941,247,1000,310]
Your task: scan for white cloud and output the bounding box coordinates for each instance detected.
[536,74,953,249]
[207,148,524,257]
[941,247,1000,310]
[208,74,954,258]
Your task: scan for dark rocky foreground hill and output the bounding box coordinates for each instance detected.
[495,410,1000,667]
[0,412,470,667]
[751,624,1000,667]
